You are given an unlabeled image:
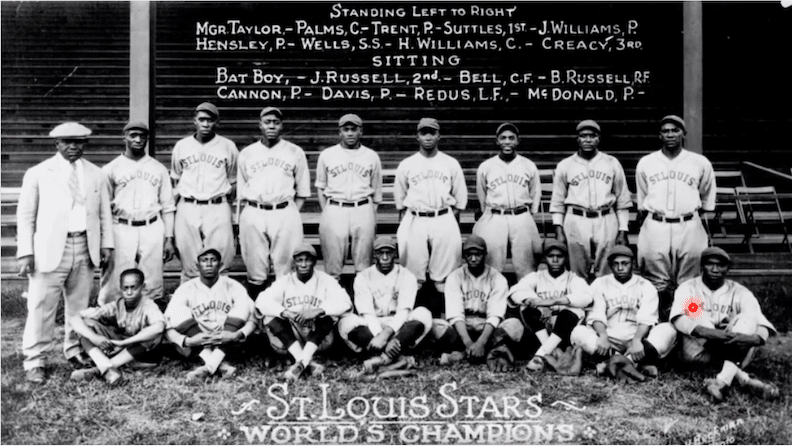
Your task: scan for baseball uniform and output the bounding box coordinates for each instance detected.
[315,143,382,279]
[238,138,311,282]
[171,134,238,281]
[99,154,175,304]
[473,154,542,279]
[551,152,633,279]
[395,151,468,286]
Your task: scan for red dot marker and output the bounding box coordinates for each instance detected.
[688,303,698,313]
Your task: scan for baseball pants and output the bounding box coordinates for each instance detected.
[337,307,433,353]
[98,218,164,305]
[570,322,677,360]
[263,315,336,356]
[431,316,525,356]
[22,234,93,371]
[319,202,375,280]
[397,211,462,284]
[170,312,249,357]
[240,203,303,284]
[563,211,618,280]
[174,200,234,282]
[79,317,162,362]
[678,313,759,367]
[638,215,708,293]
[520,307,581,347]
[472,211,541,279]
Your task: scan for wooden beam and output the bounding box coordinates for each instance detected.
[683,2,703,154]
[130,2,151,154]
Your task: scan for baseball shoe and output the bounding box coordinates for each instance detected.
[103,367,124,386]
[26,367,45,384]
[217,362,237,379]
[525,355,547,372]
[70,367,100,381]
[739,376,779,400]
[283,362,306,382]
[705,378,729,402]
[68,353,93,369]
[306,361,325,376]
[596,361,608,376]
[439,351,465,366]
[639,365,659,378]
[186,365,212,382]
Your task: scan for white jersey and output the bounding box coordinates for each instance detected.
[670,277,776,336]
[550,151,632,230]
[165,276,255,334]
[636,149,716,217]
[171,134,238,200]
[445,265,508,328]
[587,274,659,341]
[476,154,541,212]
[237,139,311,204]
[103,154,175,221]
[81,297,165,338]
[353,264,418,333]
[256,270,352,318]
[315,144,383,203]
[508,269,592,319]
[395,151,467,212]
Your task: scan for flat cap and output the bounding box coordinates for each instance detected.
[123,120,149,133]
[197,246,222,261]
[293,242,317,258]
[607,245,635,262]
[496,122,519,136]
[338,113,362,127]
[260,106,283,119]
[373,236,397,251]
[195,102,219,118]
[49,122,92,139]
[543,239,568,255]
[701,247,731,264]
[660,115,686,132]
[576,119,601,133]
[417,117,440,131]
[462,235,487,252]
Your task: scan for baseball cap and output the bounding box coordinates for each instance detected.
[195,102,219,118]
[123,120,149,133]
[293,242,317,258]
[49,122,92,139]
[660,115,686,132]
[462,235,487,252]
[417,117,440,132]
[197,247,222,261]
[543,240,568,255]
[373,236,397,251]
[607,245,634,262]
[338,113,362,127]
[496,122,519,136]
[260,106,283,119]
[576,119,601,133]
[701,247,731,264]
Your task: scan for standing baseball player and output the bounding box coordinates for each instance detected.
[472,123,542,279]
[431,235,525,371]
[315,114,382,280]
[636,115,716,321]
[164,247,256,381]
[551,120,632,281]
[256,243,353,382]
[508,240,592,373]
[238,106,311,297]
[395,118,467,313]
[338,236,432,373]
[570,245,677,378]
[171,102,238,282]
[671,247,779,401]
[98,121,176,306]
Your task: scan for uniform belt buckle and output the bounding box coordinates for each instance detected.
[66,231,86,237]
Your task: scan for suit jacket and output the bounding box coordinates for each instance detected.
[16,154,114,272]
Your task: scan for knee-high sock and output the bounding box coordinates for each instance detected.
[535,333,562,357]
[81,338,113,374]
[301,342,319,365]
[716,360,740,386]
[109,349,135,369]
[205,348,226,374]
[287,342,303,363]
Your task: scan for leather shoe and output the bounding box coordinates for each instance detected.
[68,353,92,369]
[26,367,45,384]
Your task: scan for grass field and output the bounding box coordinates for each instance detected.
[2,282,790,445]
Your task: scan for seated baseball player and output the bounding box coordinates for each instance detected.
[164,247,256,382]
[570,245,677,378]
[431,235,524,371]
[256,242,353,382]
[508,240,592,373]
[338,236,432,374]
[69,268,165,385]
[671,247,779,401]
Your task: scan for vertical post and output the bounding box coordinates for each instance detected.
[683,2,703,154]
[130,2,152,154]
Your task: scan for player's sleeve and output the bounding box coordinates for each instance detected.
[236,150,249,198]
[567,275,594,308]
[529,161,541,215]
[586,280,608,326]
[444,269,466,325]
[371,152,383,204]
[635,280,659,327]
[450,158,468,210]
[321,275,353,317]
[612,158,632,231]
[159,165,177,215]
[226,140,239,185]
[550,160,568,226]
[476,164,487,212]
[142,302,166,327]
[255,278,288,317]
[394,162,408,210]
[170,141,182,180]
[98,168,115,250]
[734,284,777,338]
[699,156,716,212]
[387,268,419,332]
[353,272,383,335]
[485,273,508,327]
[294,148,312,199]
[164,286,192,346]
[79,302,118,326]
[670,279,698,335]
[635,158,649,211]
[314,151,328,191]
[507,273,539,307]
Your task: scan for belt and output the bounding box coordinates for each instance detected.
[652,212,695,223]
[569,207,612,218]
[117,215,158,226]
[183,196,225,205]
[490,205,528,216]
[328,198,370,207]
[411,208,450,217]
[244,199,289,210]
[66,231,87,237]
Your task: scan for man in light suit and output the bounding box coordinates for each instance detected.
[17,122,114,384]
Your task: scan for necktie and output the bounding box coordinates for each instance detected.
[69,163,84,207]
